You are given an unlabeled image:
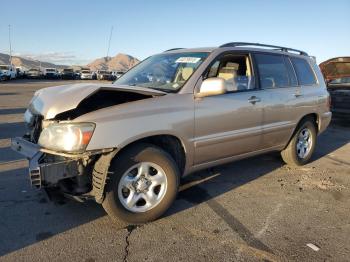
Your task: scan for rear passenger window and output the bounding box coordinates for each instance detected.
[285,57,298,86]
[255,54,290,89]
[291,57,317,85]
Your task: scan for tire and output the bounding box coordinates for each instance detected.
[281,118,317,166]
[102,143,180,224]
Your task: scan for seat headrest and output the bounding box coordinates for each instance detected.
[182,67,193,81]
[225,62,239,70]
[218,63,238,80]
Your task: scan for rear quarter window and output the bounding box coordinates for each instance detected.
[291,57,317,85]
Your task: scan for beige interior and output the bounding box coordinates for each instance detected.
[217,62,239,80]
[182,67,194,81]
[175,67,194,82]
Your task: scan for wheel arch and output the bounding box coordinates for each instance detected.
[283,113,319,150]
[115,134,187,176]
[92,134,187,204]
[298,113,319,133]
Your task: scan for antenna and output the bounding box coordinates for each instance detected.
[8,25,12,65]
[106,26,114,61]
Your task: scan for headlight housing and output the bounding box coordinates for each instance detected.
[38,123,95,153]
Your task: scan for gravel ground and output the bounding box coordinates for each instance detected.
[0,79,349,262]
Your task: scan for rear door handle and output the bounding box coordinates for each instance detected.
[294,93,303,97]
[248,96,261,104]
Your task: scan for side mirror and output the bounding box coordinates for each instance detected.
[196,77,226,98]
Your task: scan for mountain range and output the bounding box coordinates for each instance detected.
[0,53,66,69]
[87,53,140,72]
[0,52,139,72]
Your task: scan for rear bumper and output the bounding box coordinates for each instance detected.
[319,111,332,134]
[11,137,79,188]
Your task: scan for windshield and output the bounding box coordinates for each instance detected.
[82,70,90,73]
[63,69,73,72]
[0,66,9,70]
[114,52,209,92]
[29,69,39,72]
[46,69,55,72]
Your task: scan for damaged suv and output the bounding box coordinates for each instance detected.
[12,43,332,224]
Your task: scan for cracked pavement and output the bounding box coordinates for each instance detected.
[1,79,350,261]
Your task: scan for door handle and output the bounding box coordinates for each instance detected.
[248,96,261,104]
[294,93,303,98]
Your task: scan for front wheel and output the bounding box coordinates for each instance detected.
[102,143,180,224]
[281,119,317,166]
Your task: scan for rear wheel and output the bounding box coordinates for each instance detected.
[102,143,180,224]
[281,119,317,166]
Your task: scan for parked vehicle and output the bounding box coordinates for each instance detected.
[97,70,113,80]
[12,42,331,224]
[110,71,125,81]
[319,57,350,117]
[0,64,17,80]
[26,68,42,79]
[75,71,81,80]
[61,68,76,79]
[16,67,26,78]
[115,71,125,79]
[92,71,97,80]
[81,69,94,80]
[44,68,59,79]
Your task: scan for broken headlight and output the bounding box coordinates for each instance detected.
[38,123,95,153]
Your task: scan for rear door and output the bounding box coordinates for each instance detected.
[253,53,301,149]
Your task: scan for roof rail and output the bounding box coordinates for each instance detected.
[163,48,185,52]
[219,42,308,56]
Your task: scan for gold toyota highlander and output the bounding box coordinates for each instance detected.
[12,42,332,224]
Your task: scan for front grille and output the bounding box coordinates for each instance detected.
[29,115,43,143]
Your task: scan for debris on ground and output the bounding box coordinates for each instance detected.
[306,243,320,251]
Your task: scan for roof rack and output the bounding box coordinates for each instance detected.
[163,48,185,52]
[219,42,308,56]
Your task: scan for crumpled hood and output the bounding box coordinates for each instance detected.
[30,83,166,119]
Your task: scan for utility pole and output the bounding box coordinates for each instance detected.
[8,25,13,65]
[106,26,113,62]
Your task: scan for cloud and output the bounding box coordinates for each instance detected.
[12,51,90,65]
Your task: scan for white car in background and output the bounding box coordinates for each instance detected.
[44,68,59,79]
[80,69,93,80]
[0,64,17,80]
[26,68,43,79]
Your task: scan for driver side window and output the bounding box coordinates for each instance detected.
[205,54,255,92]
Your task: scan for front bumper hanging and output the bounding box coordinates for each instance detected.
[11,137,79,188]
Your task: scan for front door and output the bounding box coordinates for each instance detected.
[193,52,264,164]
[194,90,264,164]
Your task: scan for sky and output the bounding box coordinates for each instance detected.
[0,0,349,65]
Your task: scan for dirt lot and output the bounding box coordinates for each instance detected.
[0,79,349,262]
